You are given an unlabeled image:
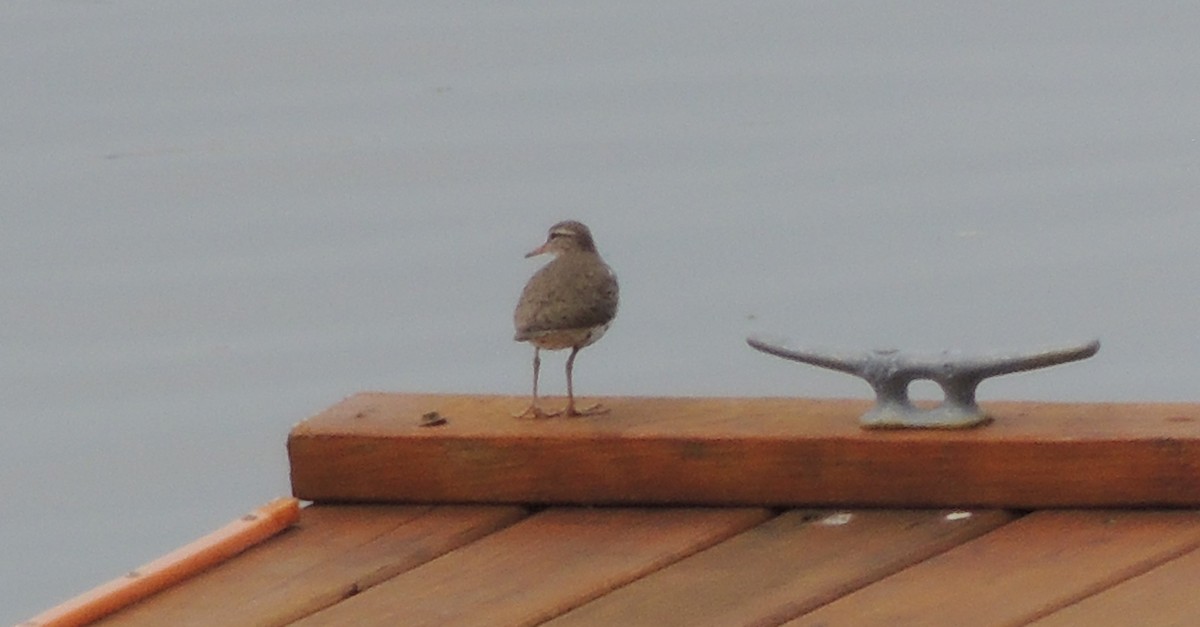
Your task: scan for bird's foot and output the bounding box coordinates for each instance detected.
[562,402,609,417]
[513,404,559,420]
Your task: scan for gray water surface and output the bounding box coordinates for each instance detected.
[4,2,1200,621]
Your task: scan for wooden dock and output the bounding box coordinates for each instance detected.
[28,393,1200,626]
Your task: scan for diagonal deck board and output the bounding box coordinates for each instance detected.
[290,507,771,627]
[544,508,1014,627]
[287,393,1200,508]
[784,510,1200,627]
[1030,544,1200,627]
[94,504,524,627]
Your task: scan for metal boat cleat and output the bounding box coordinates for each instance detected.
[747,336,1100,429]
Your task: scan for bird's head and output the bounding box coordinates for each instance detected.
[525,220,598,258]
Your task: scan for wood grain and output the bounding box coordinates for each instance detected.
[95,504,525,627]
[23,498,299,627]
[290,507,771,627]
[1030,544,1200,627]
[785,510,1200,627]
[544,508,1014,627]
[288,393,1200,507]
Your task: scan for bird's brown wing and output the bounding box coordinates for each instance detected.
[514,257,618,341]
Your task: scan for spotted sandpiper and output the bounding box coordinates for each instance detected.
[513,220,619,418]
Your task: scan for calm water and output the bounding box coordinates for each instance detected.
[4,2,1200,621]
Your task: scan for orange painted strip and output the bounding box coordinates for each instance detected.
[20,497,300,627]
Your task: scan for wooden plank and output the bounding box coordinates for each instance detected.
[290,506,771,627]
[23,498,299,627]
[544,508,1014,627]
[784,510,1200,627]
[95,504,525,627]
[1030,544,1200,627]
[288,393,1200,508]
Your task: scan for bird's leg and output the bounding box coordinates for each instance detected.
[532,347,540,400]
[514,348,555,419]
[562,346,607,417]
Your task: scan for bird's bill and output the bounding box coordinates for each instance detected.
[525,242,551,258]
